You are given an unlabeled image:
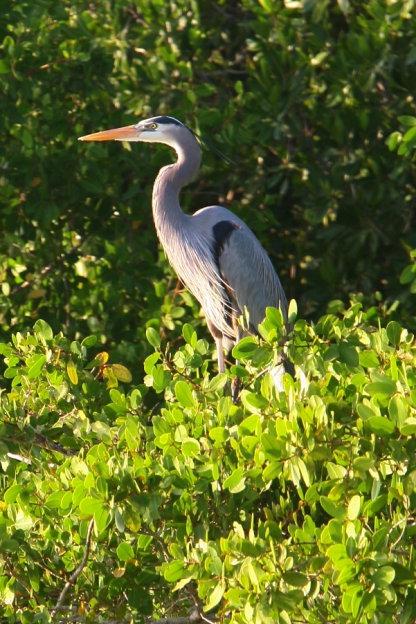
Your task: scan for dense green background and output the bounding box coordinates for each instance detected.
[1,0,416,352]
[1,1,416,623]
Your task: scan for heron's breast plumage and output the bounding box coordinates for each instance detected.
[156,212,238,340]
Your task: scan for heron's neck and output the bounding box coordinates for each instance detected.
[152,138,202,239]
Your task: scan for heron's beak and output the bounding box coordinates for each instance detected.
[78,124,139,142]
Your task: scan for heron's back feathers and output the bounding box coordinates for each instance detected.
[164,204,287,347]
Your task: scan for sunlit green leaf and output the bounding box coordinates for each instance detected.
[181,437,200,457]
[175,380,195,407]
[111,363,133,383]
[347,495,361,520]
[27,354,46,379]
[366,416,395,436]
[67,359,78,385]
[223,467,245,493]
[320,496,345,520]
[116,542,135,562]
[146,327,161,349]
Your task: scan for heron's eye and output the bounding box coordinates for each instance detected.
[150,123,158,130]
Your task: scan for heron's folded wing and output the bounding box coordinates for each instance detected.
[217,224,287,330]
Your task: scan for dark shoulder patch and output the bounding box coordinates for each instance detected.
[153,116,183,126]
[212,220,239,265]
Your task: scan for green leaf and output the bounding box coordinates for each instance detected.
[60,491,73,510]
[111,363,133,383]
[81,335,98,348]
[386,131,401,151]
[366,495,388,517]
[339,343,359,367]
[209,426,229,443]
[261,433,284,460]
[4,483,23,503]
[358,350,379,368]
[223,467,245,493]
[400,263,416,284]
[372,565,395,587]
[205,581,225,611]
[353,456,375,471]
[242,392,268,411]
[114,508,125,533]
[144,351,161,374]
[181,437,200,457]
[94,507,110,533]
[283,572,308,587]
[116,541,135,562]
[398,115,416,127]
[207,373,228,391]
[326,544,349,562]
[288,299,297,325]
[79,497,104,515]
[265,306,285,328]
[336,561,356,585]
[365,378,397,397]
[67,359,78,385]
[146,327,161,348]
[390,562,414,585]
[262,461,281,482]
[27,354,46,379]
[403,125,416,143]
[163,560,186,582]
[386,320,402,346]
[388,395,407,425]
[34,319,53,342]
[239,414,261,435]
[357,402,379,420]
[320,496,345,520]
[4,367,18,379]
[45,491,65,509]
[399,417,416,436]
[232,337,258,360]
[182,323,197,346]
[366,416,395,436]
[175,380,195,407]
[347,495,361,520]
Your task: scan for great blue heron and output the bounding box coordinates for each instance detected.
[79,116,287,377]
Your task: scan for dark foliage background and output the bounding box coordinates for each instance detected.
[1,0,415,358]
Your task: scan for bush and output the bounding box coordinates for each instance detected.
[1,304,416,623]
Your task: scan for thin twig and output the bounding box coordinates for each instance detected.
[52,518,94,617]
[146,614,216,624]
[0,433,77,457]
[34,433,78,456]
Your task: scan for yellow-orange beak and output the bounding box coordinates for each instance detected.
[78,124,139,142]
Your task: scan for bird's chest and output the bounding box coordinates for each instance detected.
[159,226,215,290]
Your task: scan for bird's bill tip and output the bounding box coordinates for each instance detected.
[78,124,138,142]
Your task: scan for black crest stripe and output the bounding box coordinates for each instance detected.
[153,116,183,126]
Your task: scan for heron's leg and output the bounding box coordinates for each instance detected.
[231,377,241,404]
[230,325,244,403]
[216,337,225,374]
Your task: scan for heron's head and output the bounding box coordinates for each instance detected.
[78,115,193,150]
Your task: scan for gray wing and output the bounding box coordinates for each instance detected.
[215,220,287,331]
